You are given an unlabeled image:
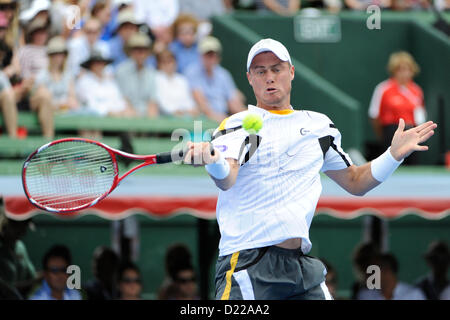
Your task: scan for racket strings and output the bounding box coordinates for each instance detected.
[27,147,112,165]
[24,140,116,211]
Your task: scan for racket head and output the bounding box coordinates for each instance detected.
[22,138,119,213]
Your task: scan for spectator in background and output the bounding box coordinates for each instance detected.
[18,17,49,83]
[179,0,229,22]
[17,17,55,138]
[155,49,197,117]
[0,0,20,80]
[18,0,51,31]
[0,11,17,137]
[158,243,199,300]
[29,245,82,300]
[0,1,22,123]
[76,49,131,117]
[368,51,425,165]
[67,17,110,76]
[115,32,157,117]
[434,0,450,11]
[178,0,230,40]
[301,0,343,12]
[106,0,135,39]
[350,241,380,299]
[169,14,201,75]
[255,0,301,15]
[344,0,390,10]
[416,241,450,300]
[133,0,179,53]
[185,36,246,123]
[108,8,140,67]
[357,253,426,300]
[0,197,37,298]
[90,0,114,41]
[83,246,120,300]
[117,261,142,300]
[31,36,77,138]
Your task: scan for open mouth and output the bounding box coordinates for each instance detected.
[266,87,277,93]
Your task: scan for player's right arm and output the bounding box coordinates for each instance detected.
[210,158,240,191]
[183,141,240,191]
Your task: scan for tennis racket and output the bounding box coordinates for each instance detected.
[22,137,213,213]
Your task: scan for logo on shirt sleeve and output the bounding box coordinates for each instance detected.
[215,145,228,152]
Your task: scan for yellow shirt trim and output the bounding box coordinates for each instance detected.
[218,117,229,131]
[268,109,295,115]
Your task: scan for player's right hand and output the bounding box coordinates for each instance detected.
[183,141,220,167]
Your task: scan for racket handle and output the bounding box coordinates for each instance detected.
[156,149,185,164]
[156,143,215,164]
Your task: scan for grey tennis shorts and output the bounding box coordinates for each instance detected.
[215,245,333,300]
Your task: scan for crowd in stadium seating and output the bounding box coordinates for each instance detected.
[0,0,448,139]
[0,196,449,300]
[0,0,241,139]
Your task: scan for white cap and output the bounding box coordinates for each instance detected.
[19,0,51,24]
[246,38,292,71]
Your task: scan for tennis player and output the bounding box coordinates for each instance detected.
[184,38,437,300]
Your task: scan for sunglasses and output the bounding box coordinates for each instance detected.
[121,277,141,284]
[176,276,196,284]
[46,266,68,274]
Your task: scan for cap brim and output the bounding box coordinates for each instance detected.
[81,58,113,69]
[247,48,291,70]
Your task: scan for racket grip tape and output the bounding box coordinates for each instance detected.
[156,143,215,164]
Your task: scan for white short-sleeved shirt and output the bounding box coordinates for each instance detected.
[211,105,353,256]
[154,71,195,115]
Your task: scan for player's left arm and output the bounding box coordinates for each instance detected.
[325,119,437,196]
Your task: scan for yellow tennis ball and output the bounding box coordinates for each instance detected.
[242,113,263,134]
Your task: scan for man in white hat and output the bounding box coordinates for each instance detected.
[183,38,437,300]
[67,18,110,77]
[115,32,158,117]
[108,8,140,67]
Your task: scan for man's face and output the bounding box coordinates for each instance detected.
[84,21,101,44]
[247,51,294,109]
[119,269,142,299]
[45,257,69,294]
[130,47,149,66]
[90,60,107,75]
[202,51,220,71]
[177,22,196,48]
[32,28,49,46]
[175,269,197,299]
[118,23,138,42]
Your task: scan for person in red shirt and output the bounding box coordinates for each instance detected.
[369,51,425,165]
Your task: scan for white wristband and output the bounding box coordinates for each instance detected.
[205,153,230,180]
[371,147,403,182]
